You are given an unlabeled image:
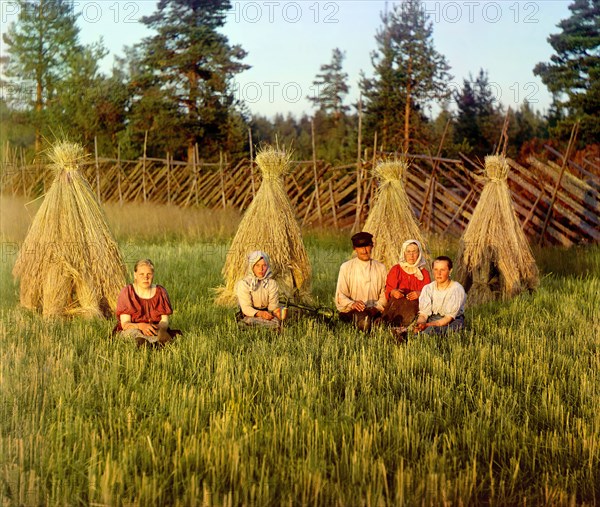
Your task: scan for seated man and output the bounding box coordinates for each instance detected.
[335,232,387,332]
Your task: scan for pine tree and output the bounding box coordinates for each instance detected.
[134,0,249,160]
[307,48,350,119]
[306,48,354,162]
[2,0,81,151]
[48,41,110,147]
[360,0,452,152]
[510,100,547,155]
[533,0,600,144]
[453,69,504,159]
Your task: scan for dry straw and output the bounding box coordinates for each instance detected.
[215,145,312,306]
[12,140,126,318]
[455,155,539,305]
[363,158,428,270]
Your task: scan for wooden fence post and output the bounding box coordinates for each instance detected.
[167,151,171,205]
[195,143,200,207]
[311,119,322,223]
[220,150,226,208]
[329,180,338,229]
[353,94,363,233]
[94,136,101,201]
[539,122,579,245]
[18,145,27,198]
[142,130,148,203]
[117,143,123,206]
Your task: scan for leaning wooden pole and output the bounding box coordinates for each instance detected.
[496,107,511,156]
[539,122,579,246]
[419,118,450,224]
[354,95,363,233]
[248,128,256,198]
[370,132,378,204]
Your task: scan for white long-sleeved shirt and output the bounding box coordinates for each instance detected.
[418,281,466,319]
[335,257,387,312]
[236,277,279,317]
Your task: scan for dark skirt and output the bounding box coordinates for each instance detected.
[381,297,419,327]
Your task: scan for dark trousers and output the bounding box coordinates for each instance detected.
[339,307,381,332]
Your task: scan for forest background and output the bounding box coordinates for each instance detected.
[0,0,598,166]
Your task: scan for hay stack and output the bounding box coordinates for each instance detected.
[455,155,539,305]
[215,145,312,306]
[363,159,428,270]
[12,141,126,318]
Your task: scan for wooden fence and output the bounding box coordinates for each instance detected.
[1,145,598,246]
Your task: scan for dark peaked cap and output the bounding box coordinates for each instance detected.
[351,232,374,247]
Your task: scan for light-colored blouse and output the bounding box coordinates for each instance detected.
[236,276,279,317]
[418,281,466,320]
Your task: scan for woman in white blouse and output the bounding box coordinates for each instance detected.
[414,256,466,335]
[236,250,283,329]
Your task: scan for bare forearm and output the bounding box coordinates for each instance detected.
[431,316,453,327]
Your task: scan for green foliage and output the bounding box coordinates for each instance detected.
[508,101,549,159]
[46,42,111,146]
[0,0,121,155]
[0,99,36,153]
[308,48,350,118]
[1,0,82,149]
[129,0,250,160]
[453,69,505,160]
[249,112,357,164]
[360,0,452,152]
[1,225,599,505]
[534,0,600,145]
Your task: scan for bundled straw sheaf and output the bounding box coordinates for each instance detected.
[215,145,312,306]
[363,159,428,270]
[12,141,126,318]
[455,155,539,305]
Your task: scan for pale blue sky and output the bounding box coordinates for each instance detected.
[1,0,573,118]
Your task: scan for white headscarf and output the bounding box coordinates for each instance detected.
[399,239,427,280]
[246,250,273,291]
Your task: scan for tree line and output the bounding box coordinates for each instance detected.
[1,0,598,164]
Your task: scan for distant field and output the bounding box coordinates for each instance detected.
[1,197,599,505]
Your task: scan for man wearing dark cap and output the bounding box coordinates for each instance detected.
[335,231,387,331]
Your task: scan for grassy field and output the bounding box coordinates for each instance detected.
[1,197,599,506]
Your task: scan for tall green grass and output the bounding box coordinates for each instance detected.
[1,198,599,505]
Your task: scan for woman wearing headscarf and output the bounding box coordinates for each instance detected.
[381,240,431,333]
[236,251,283,328]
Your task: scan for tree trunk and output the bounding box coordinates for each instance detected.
[403,56,412,153]
[35,3,44,153]
[186,70,199,163]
